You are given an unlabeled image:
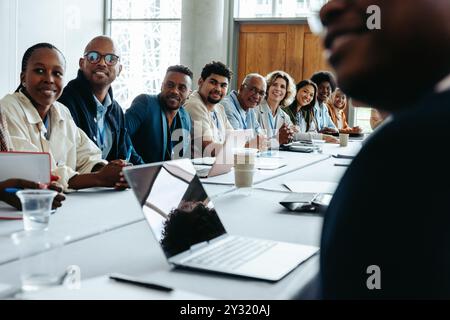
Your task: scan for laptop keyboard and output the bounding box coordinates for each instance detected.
[183,236,277,270]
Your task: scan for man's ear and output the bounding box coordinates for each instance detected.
[117,64,123,77]
[20,72,25,87]
[78,58,84,69]
[198,77,203,87]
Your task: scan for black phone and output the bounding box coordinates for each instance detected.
[279,193,333,213]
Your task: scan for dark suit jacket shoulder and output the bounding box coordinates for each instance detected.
[320,89,450,299]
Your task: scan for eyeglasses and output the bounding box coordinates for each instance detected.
[84,51,120,66]
[243,84,266,97]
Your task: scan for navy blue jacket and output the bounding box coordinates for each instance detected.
[58,70,143,165]
[125,94,191,164]
[320,89,450,299]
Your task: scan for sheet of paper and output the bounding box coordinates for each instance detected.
[255,158,287,170]
[284,181,338,194]
[20,275,212,300]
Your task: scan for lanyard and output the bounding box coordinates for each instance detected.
[98,118,107,148]
[267,110,276,131]
[211,110,221,131]
[43,113,51,140]
[231,93,248,129]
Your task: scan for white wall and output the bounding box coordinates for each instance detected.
[0,0,104,97]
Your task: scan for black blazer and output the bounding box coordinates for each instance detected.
[58,70,143,165]
[320,89,450,299]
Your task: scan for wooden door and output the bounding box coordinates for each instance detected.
[237,23,331,85]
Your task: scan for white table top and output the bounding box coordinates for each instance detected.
[0,141,363,299]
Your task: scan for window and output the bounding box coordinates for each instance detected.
[236,0,327,18]
[107,0,182,109]
[353,107,373,133]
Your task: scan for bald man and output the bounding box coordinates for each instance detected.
[59,36,143,165]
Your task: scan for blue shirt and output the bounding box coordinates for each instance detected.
[314,101,337,131]
[222,90,262,135]
[93,94,113,159]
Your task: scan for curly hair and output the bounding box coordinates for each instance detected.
[160,203,226,257]
[200,61,233,82]
[265,70,296,107]
[310,71,337,92]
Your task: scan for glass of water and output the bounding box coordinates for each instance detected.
[16,190,57,231]
[11,229,64,292]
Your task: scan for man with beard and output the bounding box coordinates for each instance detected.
[184,61,234,156]
[59,36,143,165]
[318,0,450,298]
[125,65,193,163]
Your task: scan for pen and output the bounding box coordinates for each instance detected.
[332,154,355,159]
[109,273,173,292]
[334,163,350,167]
[3,188,21,194]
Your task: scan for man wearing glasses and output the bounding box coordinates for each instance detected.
[222,74,266,133]
[59,36,143,165]
[222,74,268,150]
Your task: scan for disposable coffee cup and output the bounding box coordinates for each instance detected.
[234,168,255,188]
[233,148,258,188]
[233,148,257,168]
[339,133,349,147]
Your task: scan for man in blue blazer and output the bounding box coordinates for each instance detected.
[126,65,193,163]
[318,0,450,298]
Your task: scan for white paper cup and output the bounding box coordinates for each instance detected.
[233,148,258,170]
[339,133,349,147]
[234,169,255,188]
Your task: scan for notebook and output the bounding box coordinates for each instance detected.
[0,151,51,183]
[124,159,318,282]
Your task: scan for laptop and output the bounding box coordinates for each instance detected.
[193,130,250,178]
[124,159,319,281]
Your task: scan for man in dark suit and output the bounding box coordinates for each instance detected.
[318,0,450,298]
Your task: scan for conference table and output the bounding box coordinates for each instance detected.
[0,139,363,299]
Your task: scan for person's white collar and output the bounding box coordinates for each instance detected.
[435,73,450,93]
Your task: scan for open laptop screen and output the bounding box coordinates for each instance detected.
[125,159,226,258]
